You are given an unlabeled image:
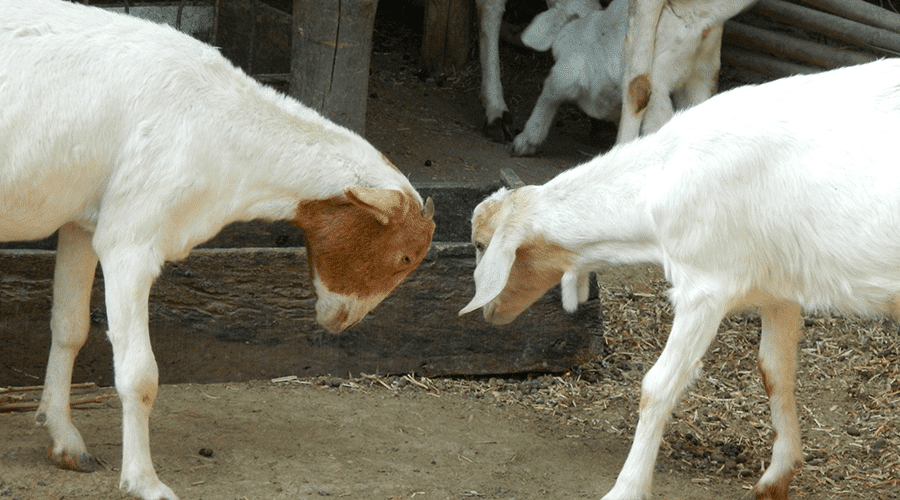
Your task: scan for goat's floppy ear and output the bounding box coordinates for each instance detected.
[459,219,525,316]
[521,8,565,51]
[345,186,405,225]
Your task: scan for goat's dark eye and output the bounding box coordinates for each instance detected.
[475,242,485,252]
[402,255,411,264]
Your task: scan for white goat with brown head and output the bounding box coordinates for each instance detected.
[1,1,433,499]
[462,59,900,500]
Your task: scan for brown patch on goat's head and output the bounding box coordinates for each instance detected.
[293,187,435,333]
[481,235,575,325]
[701,26,713,39]
[628,73,652,114]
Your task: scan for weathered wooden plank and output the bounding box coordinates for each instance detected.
[218,0,292,75]
[0,245,602,386]
[753,0,900,56]
[722,44,819,79]
[795,0,900,35]
[723,20,876,70]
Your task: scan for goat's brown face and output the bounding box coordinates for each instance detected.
[293,187,435,333]
[462,187,574,324]
[478,236,573,325]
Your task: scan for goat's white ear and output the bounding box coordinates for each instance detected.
[521,8,565,52]
[458,226,523,316]
[345,186,405,225]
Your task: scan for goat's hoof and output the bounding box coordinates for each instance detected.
[483,111,515,142]
[748,478,791,500]
[509,134,538,157]
[47,444,108,472]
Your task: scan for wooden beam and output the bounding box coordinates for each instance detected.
[723,20,877,70]
[752,0,900,56]
[795,0,900,35]
[421,0,473,74]
[290,0,379,136]
[722,44,820,79]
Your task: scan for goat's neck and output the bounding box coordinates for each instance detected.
[209,87,412,224]
[536,142,665,267]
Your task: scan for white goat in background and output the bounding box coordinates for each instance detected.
[461,59,900,500]
[1,1,434,499]
[480,0,752,149]
[513,0,748,155]
[511,0,623,156]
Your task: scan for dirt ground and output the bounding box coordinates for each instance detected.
[2,2,899,500]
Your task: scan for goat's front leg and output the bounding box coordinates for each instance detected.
[36,223,103,472]
[511,70,571,156]
[617,0,666,143]
[100,249,176,500]
[670,25,722,113]
[602,294,725,500]
[751,301,804,500]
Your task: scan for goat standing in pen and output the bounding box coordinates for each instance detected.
[511,0,750,155]
[476,0,754,145]
[0,1,434,499]
[461,59,900,499]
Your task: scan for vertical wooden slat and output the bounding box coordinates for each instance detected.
[421,0,473,74]
[290,0,379,136]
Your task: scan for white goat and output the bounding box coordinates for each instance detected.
[479,0,751,146]
[513,0,755,155]
[617,0,756,143]
[511,0,623,156]
[461,59,900,500]
[1,2,434,499]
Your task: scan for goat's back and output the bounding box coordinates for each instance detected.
[645,59,900,316]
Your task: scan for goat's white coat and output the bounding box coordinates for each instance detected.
[0,1,425,499]
[462,59,900,499]
[481,0,749,148]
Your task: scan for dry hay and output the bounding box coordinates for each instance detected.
[285,269,899,499]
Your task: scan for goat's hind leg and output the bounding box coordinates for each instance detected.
[751,301,804,500]
[36,222,104,472]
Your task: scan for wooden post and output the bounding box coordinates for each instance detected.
[290,0,379,136]
[421,0,473,75]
